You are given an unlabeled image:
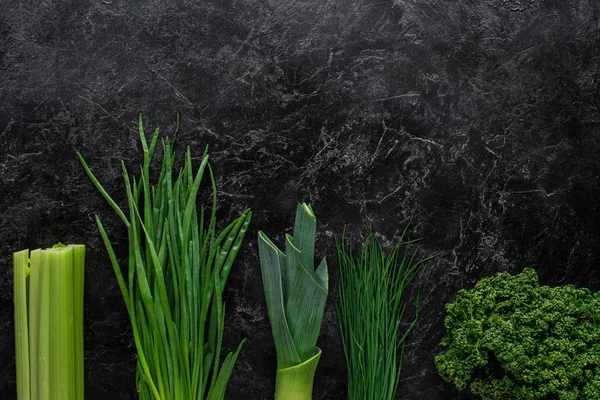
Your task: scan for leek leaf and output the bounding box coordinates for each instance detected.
[291,203,316,274]
[258,232,300,369]
[285,262,327,361]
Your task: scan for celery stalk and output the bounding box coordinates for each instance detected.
[72,245,86,400]
[28,250,42,400]
[37,250,51,400]
[14,249,31,400]
[50,247,75,400]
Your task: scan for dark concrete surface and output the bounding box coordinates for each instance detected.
[1,0,599,399]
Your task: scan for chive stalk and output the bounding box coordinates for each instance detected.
[78,114,251,400]
[258,203,328,400]
[13,244,86,400]
[336,226,431,400]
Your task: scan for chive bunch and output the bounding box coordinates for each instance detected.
[78,115,251,400]
[336,226,430,400]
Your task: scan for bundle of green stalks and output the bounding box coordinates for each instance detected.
[336,225,431,400]
[13,244,86,400]
[258,203,328,400]
[78,115,251,400]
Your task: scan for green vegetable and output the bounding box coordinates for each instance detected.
[435,268,600,399]
[258,203,328,400]
[13,244,86,400]
[78,115,251,400]
[14,249,30,400]
[336,225,429,400]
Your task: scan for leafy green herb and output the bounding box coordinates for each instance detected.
[436,268,600,399]
[336,225,430,400]
[78,115,251,400]
[258,203,328,400]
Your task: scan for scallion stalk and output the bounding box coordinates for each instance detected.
[258,203,328,400]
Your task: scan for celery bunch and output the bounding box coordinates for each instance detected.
[14,244,86,400]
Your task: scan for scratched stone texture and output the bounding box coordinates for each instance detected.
[1,0,599,399]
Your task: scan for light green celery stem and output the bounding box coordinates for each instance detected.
[71,245,86,400]
[37,250,51,400]
[28,250,42,400]
[49,247,75,400]
[14,249,31,400]
[275,349,321,400]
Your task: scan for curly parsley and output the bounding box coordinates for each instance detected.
[435,268,600,399]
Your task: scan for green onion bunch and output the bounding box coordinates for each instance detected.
[336,225,430,400]
[78,115,251,400]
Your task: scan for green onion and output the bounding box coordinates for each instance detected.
[258,203,328,400]
[13,244,86,400]
[336,226,431,400]
[77,114,251,400]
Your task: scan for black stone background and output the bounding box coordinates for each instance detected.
[1,0,599,399]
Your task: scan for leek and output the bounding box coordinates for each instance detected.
[258,203,328,400]
[77,114,251,400]
[13,244,86,400]
[336,226,431,400]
